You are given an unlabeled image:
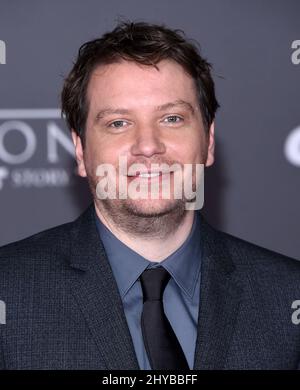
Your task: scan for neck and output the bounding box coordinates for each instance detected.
[94,202,195,262]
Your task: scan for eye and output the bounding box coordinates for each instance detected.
[108,120,129,129]
[163,115,183,124]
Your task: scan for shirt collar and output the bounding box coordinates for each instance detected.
[95,211,201,301]
[157,213,201,300]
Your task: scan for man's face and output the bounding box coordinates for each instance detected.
[72,59,214,220]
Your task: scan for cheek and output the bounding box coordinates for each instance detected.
[171,124,207,157]
[84,136,129,173]
[190,131,209,162]
[172,137,205,163]
[82,139,103,177]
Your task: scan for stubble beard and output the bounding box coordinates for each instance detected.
[87,174,188,239]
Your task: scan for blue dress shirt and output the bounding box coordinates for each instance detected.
[95,211,202,369]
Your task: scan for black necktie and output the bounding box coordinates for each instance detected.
[139,267,189,370]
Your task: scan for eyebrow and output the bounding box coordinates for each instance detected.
[95,99,195,121]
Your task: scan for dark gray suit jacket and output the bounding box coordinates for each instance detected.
[0,204,300,369]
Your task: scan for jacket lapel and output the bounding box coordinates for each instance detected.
[67,204,139,370]
[193,219,244,369]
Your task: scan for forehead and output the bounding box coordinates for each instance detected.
[86,59,198,109]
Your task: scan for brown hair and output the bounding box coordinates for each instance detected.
[61,21,219,146]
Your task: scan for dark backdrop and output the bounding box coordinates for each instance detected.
[0,0,299,259]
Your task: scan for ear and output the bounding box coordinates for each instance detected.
[205,122,215,167]
[71,130,87,177]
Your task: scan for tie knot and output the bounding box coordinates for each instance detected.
[140,267,171,302]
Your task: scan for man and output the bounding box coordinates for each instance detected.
[0,21,300,370]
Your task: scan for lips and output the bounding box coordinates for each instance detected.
[128,171,162,177]
[135,172,161,178]
[127,171,172,179]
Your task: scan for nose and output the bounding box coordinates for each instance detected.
[130,125,166,158]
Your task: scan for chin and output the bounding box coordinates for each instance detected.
[122,199,184,217]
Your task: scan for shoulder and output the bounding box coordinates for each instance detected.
[0,203,95,273]
[0,220,74,271]
[220,228,299,267]
[197,218,300,310]
[205,222,300,288]
[199,215,300,276]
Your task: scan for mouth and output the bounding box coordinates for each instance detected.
[128,171,162,178]
[127,171,173,180]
